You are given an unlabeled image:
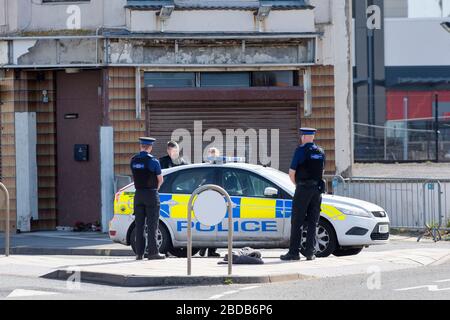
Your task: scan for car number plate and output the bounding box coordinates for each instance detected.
[379,225,389,234]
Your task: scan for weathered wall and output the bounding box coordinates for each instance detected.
[127,8,315,33]
[0,70,58,232]
[0,69,16,232]
[300,65,336,174]
[27,71,57,231]
[108,67,146,176]
[315,0,352,176]
[3,0,127,33]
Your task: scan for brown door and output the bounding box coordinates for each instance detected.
[147,102,300,172]
[56,70,103,227]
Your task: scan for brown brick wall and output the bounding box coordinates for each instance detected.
[0,70,57,232]
[299,65,336,174]
[0,69,17,232]
[108,68,146,176]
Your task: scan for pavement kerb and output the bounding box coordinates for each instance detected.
[42,269,315,287]
[0,248,135,256]
[429,253,450,266]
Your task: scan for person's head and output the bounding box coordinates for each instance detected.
[139,137,156,153]
[140,144,152,153]
[166,141,180,160]
[301,134,315,144]
[300,128,316,144]
[208,147,220,158]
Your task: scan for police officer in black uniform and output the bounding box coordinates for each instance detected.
[131,137,165,261]
[281,128,326,262]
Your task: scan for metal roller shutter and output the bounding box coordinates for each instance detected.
[147,102,300,172]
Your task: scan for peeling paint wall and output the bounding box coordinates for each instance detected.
[11,39,99,66]
[109,39,315,65]
[7,38,315,67]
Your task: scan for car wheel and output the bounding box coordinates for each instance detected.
[333,247,363,257]
[130,227,137,254]
[300,219,337,258]
[157,224,173,255]
[169,247,201,258]
[129,223,173,255]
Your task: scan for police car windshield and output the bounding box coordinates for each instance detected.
[256,167,293,190]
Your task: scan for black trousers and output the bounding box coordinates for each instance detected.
[289,184,322,257]
[134,189,160,256]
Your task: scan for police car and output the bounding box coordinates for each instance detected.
[109,159,390,258]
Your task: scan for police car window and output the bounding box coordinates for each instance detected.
[246,173,279,198]
[222,169,281,198]
[221,170,248,196]
[158,173,175,194]
[170,168,216,194]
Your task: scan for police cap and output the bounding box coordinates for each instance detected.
[139,137,156,146]
[300,128,317,136]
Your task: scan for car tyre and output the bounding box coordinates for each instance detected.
[300,219,337,258]
[169,247,201,258]
[333,247,363,257]
[129,222,173,255]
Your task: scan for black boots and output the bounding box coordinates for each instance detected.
[147,253,166,260]
[280,252,301,261]
[199,248,220,258]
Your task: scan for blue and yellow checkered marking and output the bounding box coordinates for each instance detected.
[114,193,346,221]
[159,194,171,218]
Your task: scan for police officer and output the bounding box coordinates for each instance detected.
[131,137,165,261]
[281,128,326,262]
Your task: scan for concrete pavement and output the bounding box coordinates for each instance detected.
[0,231,449,287]
[1,245,449,287]
[2,260,450,300]
[0,231,134,256]
[0,230,448,257]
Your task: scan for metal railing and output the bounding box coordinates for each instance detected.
[354,122,449,162]
[0,182,10,256]
[326,176,449,241]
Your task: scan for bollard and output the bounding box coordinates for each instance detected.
[0,183,10,257]
[187,185,234,276]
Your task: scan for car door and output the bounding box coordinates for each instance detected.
[162,167,219,242]
[217,168,285,242]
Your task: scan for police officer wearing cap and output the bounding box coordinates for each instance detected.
[281,128,326,262]
[131,137,165,260]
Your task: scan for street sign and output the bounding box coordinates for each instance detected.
[187,185,233,276]
[193,190,227,227]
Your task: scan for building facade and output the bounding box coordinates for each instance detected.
[353,0,450,162]
[0,0,353,232]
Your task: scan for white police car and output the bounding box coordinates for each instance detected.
[109,160,390,258]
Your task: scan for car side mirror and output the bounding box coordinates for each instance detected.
[264,187,278,197]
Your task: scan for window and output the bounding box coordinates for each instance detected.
[252,71,294,87]
[144,72,195,88]
[170,168,216,194]
[200,72,250,88]
[144,71,297,88]
[221,169,282,198]
[158,173,176,194]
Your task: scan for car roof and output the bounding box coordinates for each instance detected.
[162,162,266,175]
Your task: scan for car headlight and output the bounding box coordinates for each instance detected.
[336,206,372,218]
